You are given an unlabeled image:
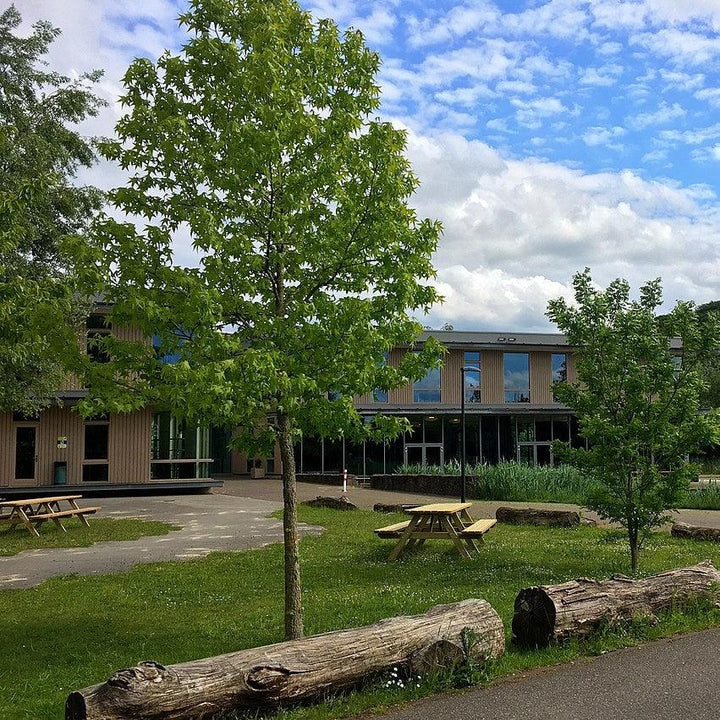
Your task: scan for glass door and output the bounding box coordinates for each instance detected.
[14,426,37,482]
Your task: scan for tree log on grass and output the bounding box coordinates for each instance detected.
[495,507,580,527]
[671,522,720,542]
[512,561,720,649]
[66,599,504,720]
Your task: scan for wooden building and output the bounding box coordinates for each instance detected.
[1,327,599,494]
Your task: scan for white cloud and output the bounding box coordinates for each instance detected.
[580,64,623,86]
[406,130,720,327]
[627,101,686,129]
[583,125,626,147]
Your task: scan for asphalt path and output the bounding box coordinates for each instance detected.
[377,627,720,720]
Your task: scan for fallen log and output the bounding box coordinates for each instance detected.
[67,599,504,720]
[301,496,357,511]
[373,503,420,513]
[671,522,720,542]
[495,506,580,527]
[512,561,720,649]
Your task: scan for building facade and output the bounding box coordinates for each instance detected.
[0,327,582,493]
[292,330,585,476]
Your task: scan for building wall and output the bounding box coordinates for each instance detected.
[0,407,153,488]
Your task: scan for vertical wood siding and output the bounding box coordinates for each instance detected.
[443,350,461,404]
[482,351,504,404]
[530,351,552,404]
[108,409,152,484]
[0,412,14,486]
[36,406,85,486]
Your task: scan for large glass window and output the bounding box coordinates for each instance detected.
[504,353,530,403]
[150,412,210,480]
[86,314,111,363]
[83,421,109,482]
[463,351,481,403]
[372,352,389,403]
[414,366,441,403]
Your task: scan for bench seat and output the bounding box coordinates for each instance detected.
[459,518,497,538]
[374,520,411,539]
[0,507,101,525]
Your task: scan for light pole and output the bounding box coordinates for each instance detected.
[459,365,476,504]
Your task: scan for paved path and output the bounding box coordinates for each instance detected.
[215,477,720,529]
[377,627,720,720]
[0,493,322,589]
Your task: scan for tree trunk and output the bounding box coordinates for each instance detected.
[512,561,720,649]
[671,522,720,542]
[278,411,303,640]
[495,506,580,527]
[66,599,505,720]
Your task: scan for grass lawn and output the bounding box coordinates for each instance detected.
[0,517,179,557]
[2,507,720,720]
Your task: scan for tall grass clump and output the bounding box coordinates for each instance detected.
[395,461,597,504]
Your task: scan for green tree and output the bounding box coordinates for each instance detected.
[547,269,720,571]
[80,0,441,638]
[0,4,105,413]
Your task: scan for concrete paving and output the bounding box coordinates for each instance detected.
[215,476,720,529]
[377,627,720,720]
[0,493,322,589]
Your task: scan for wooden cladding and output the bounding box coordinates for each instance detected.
[0,407,152,487]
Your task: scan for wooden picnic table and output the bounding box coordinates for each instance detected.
[0,495,101,538]
[375,502,497,561]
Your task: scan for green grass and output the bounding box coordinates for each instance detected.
[3,507,720,719]
[0,517,178,556]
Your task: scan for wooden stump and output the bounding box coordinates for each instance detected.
[301,496,358,511]
[512,561,720,649]
[671,522,720,542]
[495,506,580,527]
[67,599,504,720]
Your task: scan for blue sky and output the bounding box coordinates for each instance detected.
[16,0,720,330]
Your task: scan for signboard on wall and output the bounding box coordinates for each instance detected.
[56,436,68,449]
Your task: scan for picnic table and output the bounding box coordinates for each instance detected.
[375,502,496,561]
[0,495,101,537]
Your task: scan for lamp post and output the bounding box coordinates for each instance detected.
[459,365,475,504]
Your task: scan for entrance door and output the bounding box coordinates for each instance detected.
[404,444,444,469]
[14,426,37,482]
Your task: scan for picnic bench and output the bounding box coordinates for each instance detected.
[375,502,497,560]
[0,495,101,537]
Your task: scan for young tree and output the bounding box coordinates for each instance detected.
[80,0,441,638]
[547,269,720,571]
[0,4,105,413]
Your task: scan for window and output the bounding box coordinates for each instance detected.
[552,353,567,402]
[86,314,111,363]
[414,365,441,403]
[372,352,389,403]
[463,351,481,403]
[504,353,530,403]
[150,411,211,480]
[83,421,109,482]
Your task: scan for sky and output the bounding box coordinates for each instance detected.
[14,0,720,331]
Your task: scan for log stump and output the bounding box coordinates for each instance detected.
[67,599,504,720]
[495,506,580,527]
[671,522,720,542]
[512,561,720,649]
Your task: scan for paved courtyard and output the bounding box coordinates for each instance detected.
[0,492,322,589]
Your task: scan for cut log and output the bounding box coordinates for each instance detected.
[373,503,420,513]
[496,506,580,527]
[301,496,357,511]
[67,599,504,720]
[671,522,720,542]
[512,560,720,649]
